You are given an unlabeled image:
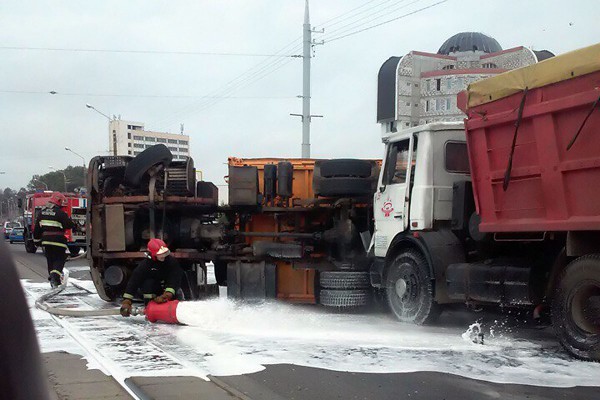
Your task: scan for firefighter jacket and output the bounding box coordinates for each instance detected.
[123,255,184,300]
[33,205,76,248]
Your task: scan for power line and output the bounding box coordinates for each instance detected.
[321,0,415,41]
[316,0,394,28]
[326,0,449,43]
[153,56,298,131]
[0,89,295,99]
[181,58,297,117]
[0,46,300,58]
[151,38,303,129]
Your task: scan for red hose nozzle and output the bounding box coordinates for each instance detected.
[144,300,180,324]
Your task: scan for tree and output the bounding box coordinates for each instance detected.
[26,166,86,192]
[0,187,20,221]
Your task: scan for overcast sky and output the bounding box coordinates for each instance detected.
[0,0,597,190]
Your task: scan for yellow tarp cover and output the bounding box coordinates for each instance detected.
[466,42,600,108]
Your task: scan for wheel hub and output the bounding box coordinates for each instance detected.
[395,278,407,298]
[571,283,600,334]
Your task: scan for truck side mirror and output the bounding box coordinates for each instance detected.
[17,198,22,209]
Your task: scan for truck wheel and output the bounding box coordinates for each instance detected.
[319,159,373,178]
[319,289,370,308]
[25,240,37,254]
[315,177,374,197]
[386,250,440,325]
[320,271,370,290]
[124,144,173,187]
[551,255,600,361]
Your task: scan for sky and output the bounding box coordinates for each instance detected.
[0,0,598,190]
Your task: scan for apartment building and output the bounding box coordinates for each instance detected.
[109,119,190,160]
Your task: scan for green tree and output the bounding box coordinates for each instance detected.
[27,166,86,192]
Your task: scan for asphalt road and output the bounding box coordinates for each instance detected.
[12,242,599,400]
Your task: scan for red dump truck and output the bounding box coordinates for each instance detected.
[452,43,600,360]
[86,42,600,361]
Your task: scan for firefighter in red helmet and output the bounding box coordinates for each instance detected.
[33,192,77,288]
[120,238,184,317]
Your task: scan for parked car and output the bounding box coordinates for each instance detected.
[9,228,24,243]
[3,222,21,239]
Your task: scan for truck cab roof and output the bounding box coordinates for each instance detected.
[382,121,464,143]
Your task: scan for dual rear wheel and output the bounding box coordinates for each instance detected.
[551,255,600,361]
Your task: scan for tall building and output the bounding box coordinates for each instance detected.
[377,32,554,134]
[108,119,190,160]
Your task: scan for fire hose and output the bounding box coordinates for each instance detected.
[35,271,180,323]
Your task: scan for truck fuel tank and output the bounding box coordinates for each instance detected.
[446,262,532,306]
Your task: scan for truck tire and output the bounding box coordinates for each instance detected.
[25,239,37,254]
[315,177,373,197]
[385,250,440,325]
[319,289,370,307]
[551,255,600,361]
[319,159,373,178]
[124,144,173,187]
[320,271,370,290]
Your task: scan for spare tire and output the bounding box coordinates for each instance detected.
[124,144,173,187]
[319,289,370,307]
[318,159,373,178]
[315,177,374,197]
[320,271,370,289]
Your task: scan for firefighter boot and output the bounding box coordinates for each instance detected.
[49,270,63,288]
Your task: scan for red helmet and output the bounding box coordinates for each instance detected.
[147,238,170,260]
[48,192,67,207]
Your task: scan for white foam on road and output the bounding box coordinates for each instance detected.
[174,299,598,387]
[24,278,599,388]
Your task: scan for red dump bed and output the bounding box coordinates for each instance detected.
[458,43,600,232]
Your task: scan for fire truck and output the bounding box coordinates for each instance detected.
[21,191,87,256]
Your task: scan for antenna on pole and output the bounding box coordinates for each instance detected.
[290,0,322,158]
[180,123,184,135]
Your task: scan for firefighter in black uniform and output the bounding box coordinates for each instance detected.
[33,192,76,288]
[120,238,184,317]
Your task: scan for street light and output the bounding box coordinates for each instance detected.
[49,166,68,192]
[32,178,48,190]
[85,103,111,121]
[65,147,86,184]
[85,103,115,156]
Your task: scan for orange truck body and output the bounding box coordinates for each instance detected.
[228,158,318,303]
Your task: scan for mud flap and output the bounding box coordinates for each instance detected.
[227,261,276,300]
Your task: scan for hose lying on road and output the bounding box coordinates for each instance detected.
[35,271,121,317]
[66,251,88,262]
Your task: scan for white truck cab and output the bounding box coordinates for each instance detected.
[369,122,471,324]
[373,122,469,258]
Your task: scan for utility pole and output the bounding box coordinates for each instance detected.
[291,0,322,158]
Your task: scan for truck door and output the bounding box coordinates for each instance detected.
[373,137,415,258]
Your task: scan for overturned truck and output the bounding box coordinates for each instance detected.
[86,151,379,306]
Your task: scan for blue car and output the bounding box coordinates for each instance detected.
[9,228,24,243]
